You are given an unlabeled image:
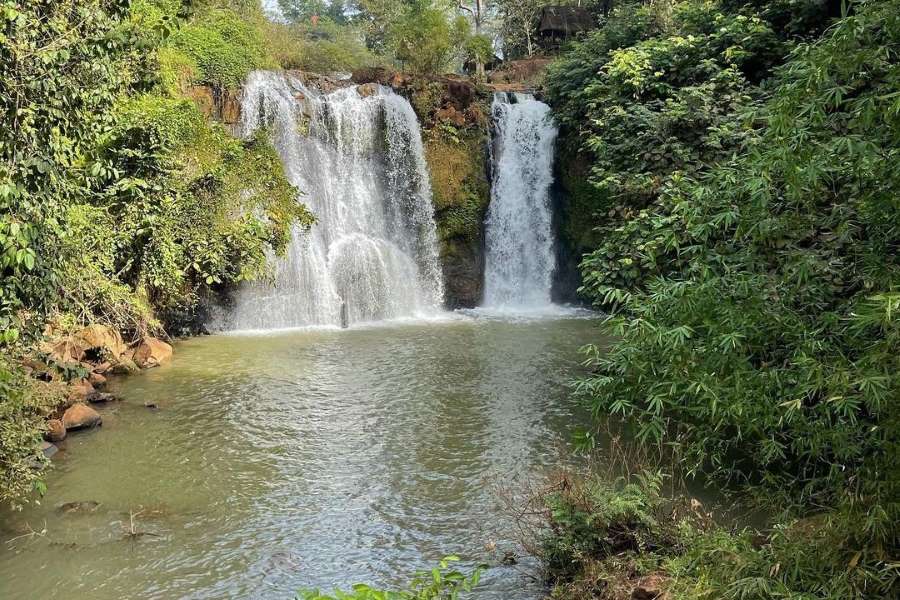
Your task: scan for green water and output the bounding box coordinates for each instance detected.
[0,315,602,599]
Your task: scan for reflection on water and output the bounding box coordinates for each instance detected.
[0,316,601,600]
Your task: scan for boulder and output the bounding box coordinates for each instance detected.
[356,83,379,98]
[110,356,140,374]
[62,403,102,431]
[88,371,107,387]
[42,337,85,365]
[631,573,668,600]
[89,392,118,404]
[40,441,59,459]
[389,72,409,88]
[93,361,113,375]
[132,337,173,369]
[351,66,395,86]
[443,78,476,109]
[45,419,67,443]
[67,378,97,403]
[73,324,127,359]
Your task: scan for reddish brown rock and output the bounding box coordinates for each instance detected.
[93,361,112,375]
[631,573,669,600]
[73,324,127,359]
[42,338,86,365]
[187,85,215,117]
[88,371,107,387]
[67,378,97,402]
[45,419,66,443]
[435,106,467,127]
[356,83,379,98]
[221,90,241,124]
[62,403,102,431]
[132,337,173,369]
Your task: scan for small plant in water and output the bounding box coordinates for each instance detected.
[298,556,484,599]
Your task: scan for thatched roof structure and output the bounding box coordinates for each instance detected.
[538,6,594,36]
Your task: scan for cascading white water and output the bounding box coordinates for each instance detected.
[224,71,444,330]
[482,92,559,308]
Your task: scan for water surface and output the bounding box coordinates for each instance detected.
[0,316,600,599]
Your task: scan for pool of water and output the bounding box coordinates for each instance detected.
[0,314,602,599]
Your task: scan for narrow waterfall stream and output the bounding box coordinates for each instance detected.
[223,71,444,330]
[483,93,559,309]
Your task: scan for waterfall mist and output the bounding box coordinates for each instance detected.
[221,71,444,330]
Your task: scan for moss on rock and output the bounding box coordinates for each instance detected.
[424,128,491,308]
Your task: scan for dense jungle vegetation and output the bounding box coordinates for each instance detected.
[1,0,898,598]
[543,0,899,598]
[0,0,319,505]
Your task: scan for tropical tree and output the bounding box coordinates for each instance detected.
[494,0,544,57]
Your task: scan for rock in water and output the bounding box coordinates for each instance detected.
[45,419,66,442]
[62,403,102,431]
[40,441,59,459]
[67,378,97,403]
[111,355,140,374]
[89,392,118,404]
[133,337,173,368]
[57,501,101,514]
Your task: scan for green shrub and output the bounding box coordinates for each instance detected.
[169,8,274,87]
[156,47,199,96]
[298,556,484,600]
[576,0,900,511]
[542,472,672,584]
[538,471,899,599]
[94,94,313,312]
[268,20,379,73]
[0,357,63,508]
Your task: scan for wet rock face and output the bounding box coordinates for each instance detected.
[350,68,482,127]
[40,441,59,459]
[441,241,484,308]
[186,85,241,125]
[424,130,491,309]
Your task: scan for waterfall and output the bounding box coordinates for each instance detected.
[482,93,559,308]
[224,71,444,330]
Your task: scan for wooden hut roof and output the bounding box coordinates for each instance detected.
[538,6,594,35]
